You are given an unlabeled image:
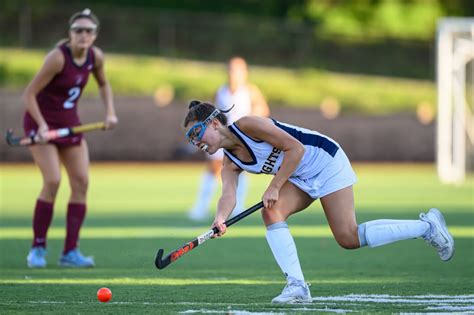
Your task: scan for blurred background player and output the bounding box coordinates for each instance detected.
[23,9,118,268]
[188,57,269,221]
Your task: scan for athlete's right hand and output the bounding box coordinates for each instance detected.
[104,114,118,130]
[262,184,279,209]
[36,124,49,144]
[211,217,227,238]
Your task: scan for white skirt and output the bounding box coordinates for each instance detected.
[288,148,357,199]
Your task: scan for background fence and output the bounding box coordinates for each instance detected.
[0,91,434,162]
[0,3,439,79]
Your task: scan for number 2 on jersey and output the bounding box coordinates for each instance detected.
[63,87,81,109]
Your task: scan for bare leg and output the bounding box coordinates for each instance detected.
[28,144,61,248]
[59,140,90,204]
[59,141,90,254]
[321,186,437,255]
[29,144,61,202]
[320,186,359,249]
[262,181,313,225]
[27,144,61,266]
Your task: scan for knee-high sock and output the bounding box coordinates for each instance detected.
[232,173,248,216]
[189,172,217,218]
[64,202,86,254]
[358,219,430,248]
[32,199,54,248]
[266,222,305,281]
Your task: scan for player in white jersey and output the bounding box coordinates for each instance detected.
[183,101,455,304]
[188,57,269,221]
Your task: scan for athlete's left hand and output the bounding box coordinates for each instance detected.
[104,114,118,130]
[262,185,279,209]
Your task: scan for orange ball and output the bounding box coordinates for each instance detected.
[97,287,112,302]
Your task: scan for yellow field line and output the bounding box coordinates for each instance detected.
[0,277,408,286]
[0,226,472,239]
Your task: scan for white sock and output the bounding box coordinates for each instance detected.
[231,173,248,216]
[360,219,430,248]
[189,172,217,218]
[266,222,305,281]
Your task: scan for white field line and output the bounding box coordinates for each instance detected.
[311,294,474,313]
[14,294,474,305]
[410,294,474,298]
[426,305,474,311]
[278,307,353,313]
[311,294,474,304]
[14,301,355,314]
[179,309,352,314]
[0,294,469,314]
[180,311,285,314]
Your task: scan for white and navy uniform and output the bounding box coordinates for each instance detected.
[223,119,357,199]
[209,84,253,160]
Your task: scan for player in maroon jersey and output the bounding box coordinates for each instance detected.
[22,9,118,268]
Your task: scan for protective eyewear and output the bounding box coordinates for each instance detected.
[71,27,96,34]
[185,109,220,145]
[70,23,97,34]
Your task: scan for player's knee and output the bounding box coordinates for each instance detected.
[71,175,89,193]
[44,177,61,193]
[261,207,284,225]
[41,177,60,200]
[334,230,359,249]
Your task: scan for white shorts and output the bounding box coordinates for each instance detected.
[288,148,357,199]
[206,148,224,161]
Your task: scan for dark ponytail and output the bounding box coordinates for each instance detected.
[184,100,229,127]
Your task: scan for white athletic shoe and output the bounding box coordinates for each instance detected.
[420,208,455,261]
[27,246,47,268]
[271,276,312,304]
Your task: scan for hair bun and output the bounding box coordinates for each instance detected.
[69,8,99,28]
[188,100,201,109]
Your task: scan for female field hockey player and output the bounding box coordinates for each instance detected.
[23,9,118,268]
[183,101,455,304]
[188,57,269,221]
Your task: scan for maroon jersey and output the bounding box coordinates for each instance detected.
[24,43,95,146]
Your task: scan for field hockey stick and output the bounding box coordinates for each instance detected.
[155,201,264,270]
[5,122,106,147]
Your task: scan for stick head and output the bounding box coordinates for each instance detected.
[155,249,170,269]
[5,129,19,146]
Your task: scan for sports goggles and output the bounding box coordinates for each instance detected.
[70,22,97,34]
[185,109,220,145]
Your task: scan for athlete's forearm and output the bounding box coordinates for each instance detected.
[99,82,115,116]
[22,93,47,127]
[216,194,236,221]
